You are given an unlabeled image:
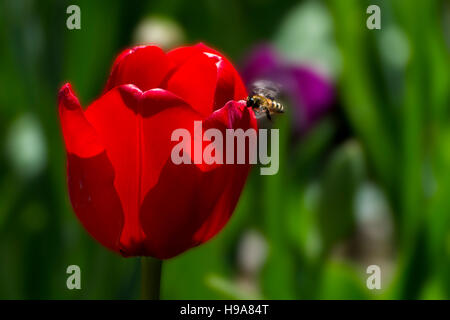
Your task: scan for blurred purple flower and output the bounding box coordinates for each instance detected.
[241,44,334,133]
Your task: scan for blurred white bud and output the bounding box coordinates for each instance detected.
[274,1,341,79]
[5,113,47,179]
[133,16,185,50]
[356,183,393,238]
[354,182,394,259]
[378,25,409,69]
[237,229,268,276]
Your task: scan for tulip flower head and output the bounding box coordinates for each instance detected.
[58,44,257,259]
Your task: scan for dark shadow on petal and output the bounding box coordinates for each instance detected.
[139,160,241,259]
[67,152,124,254]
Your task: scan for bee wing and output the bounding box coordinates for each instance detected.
[251,80,281,100]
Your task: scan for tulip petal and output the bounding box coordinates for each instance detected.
[193,102,257,243]
[140,89,203,199]
[58,83,104,158]
[139,161,229,258]
[165,49,217,116]
[104,46,170,92]
[58,83,123,251]
[195,43,248,108]
[84,85,145,254]
[166,46,199,69]
[193,161,250,244]
[67,152,125,252]
[212,58,248,110]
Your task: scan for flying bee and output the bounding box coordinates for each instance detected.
[246,80,284,120]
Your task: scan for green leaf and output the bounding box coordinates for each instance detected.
[318,261,370,299]
[318,141,365,252]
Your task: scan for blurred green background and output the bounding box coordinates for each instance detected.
[0,0,449,299]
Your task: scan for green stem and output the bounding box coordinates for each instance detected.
[141,257,162,300]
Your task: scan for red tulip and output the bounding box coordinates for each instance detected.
[58,44,257,259]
